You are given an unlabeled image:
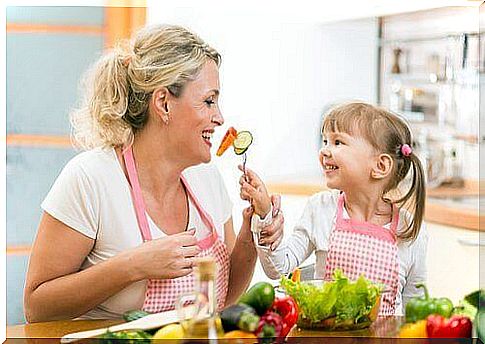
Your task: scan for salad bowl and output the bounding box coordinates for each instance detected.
[279,271,387,331]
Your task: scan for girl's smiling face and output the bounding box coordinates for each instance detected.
[319,130,378,191]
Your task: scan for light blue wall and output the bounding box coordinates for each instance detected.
[6,6,105,325]
[6,34,103,135]
[7,256,29,325]
[7,147,77,246]
[7,6,104,26]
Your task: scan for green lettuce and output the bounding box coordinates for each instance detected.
[280,269,381,325]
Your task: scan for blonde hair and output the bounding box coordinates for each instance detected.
[322,102,426,242]
[70,24,221,149]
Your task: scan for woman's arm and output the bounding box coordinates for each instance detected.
[223,209,257,306]
[25,212,199,322]
[24,213,139,322]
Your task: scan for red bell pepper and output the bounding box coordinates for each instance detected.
[426,314,472,338]
[271,296,299,339]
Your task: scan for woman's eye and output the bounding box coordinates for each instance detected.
[204,98,215,107]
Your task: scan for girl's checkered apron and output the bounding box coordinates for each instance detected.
[324,193,399,315]
[123,145,229,313]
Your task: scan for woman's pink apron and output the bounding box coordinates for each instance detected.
[122,145,230,313]
[324,193,399,315]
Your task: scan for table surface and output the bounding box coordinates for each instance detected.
[6,316,405,339]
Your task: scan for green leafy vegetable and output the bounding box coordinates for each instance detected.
[280,269,381,326]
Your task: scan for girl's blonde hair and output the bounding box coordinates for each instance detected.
[70,24,221,149]
[322,102,426,242]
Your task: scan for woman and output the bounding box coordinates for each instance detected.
[23,24,283,322]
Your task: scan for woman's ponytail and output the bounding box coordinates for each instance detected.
[70,49,134,150]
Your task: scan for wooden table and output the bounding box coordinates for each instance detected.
[6,317,407,343]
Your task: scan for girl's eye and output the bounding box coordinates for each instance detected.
[335,139,342,145]
[322,139,328,146]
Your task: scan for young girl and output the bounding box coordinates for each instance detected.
[241,102,428,315]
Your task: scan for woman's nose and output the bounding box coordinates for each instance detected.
[212,109,224,126]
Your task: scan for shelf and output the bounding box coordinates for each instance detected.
[6,134,72,148]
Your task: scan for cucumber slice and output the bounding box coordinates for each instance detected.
[233,131,253,150]
[234,146,248,155]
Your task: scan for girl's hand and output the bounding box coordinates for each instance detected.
[127,229,201,281]
[238,165,272,218]
[260,195,285,251]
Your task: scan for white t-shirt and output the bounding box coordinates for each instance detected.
[41,147,233,319]
[255,190,428,315]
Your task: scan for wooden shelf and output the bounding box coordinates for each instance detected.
[7,23,104,35]
[6,134,72,148]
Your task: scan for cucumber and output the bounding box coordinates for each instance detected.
[220,303,260,333]
[122,309,150,322]
[238,282,275,316]
[233,146,248,155]
[233,131,253,150]
[100,329,151,343]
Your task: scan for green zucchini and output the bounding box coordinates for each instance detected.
[122,309,150,322]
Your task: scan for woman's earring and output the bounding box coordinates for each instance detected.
[162,113,169,125]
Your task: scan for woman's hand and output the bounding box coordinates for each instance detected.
[127,229,201,281]
[259,195,285,251]
[238,165,272,218]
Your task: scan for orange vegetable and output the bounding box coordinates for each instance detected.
[216,127,237,156]
[223,330,257,339]
[291,268,301,283]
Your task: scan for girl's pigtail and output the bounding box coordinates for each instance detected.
[398,152,426,241]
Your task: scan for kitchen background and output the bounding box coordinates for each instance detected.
[5,0,483,325]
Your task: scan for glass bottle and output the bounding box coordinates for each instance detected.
[177,257,224,343]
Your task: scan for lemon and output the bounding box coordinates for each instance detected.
[152,323,185,340]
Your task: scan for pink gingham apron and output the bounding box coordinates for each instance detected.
[122,145,230,313]
[324,193,399,315]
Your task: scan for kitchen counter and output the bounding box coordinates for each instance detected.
[6,317,405,340]
[266,178,483,231]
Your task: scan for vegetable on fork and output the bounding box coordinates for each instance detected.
[216,127,254,181]
[216,127,253,157]
[216,127,238,156]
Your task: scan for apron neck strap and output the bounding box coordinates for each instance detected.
[122,145,217,242]
[180,174,216,233]
[337,192,400,234]
[123,145,152,242]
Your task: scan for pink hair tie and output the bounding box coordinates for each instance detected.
[401,144,412,157]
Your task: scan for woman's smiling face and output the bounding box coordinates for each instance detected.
[319,130,377,190]
[167,60,224,165]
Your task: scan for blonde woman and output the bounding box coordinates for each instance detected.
[23,24,283,322]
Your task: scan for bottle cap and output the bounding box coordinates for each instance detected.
[194,257,216,281]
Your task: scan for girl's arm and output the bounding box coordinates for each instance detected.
[401,225,429,308]
[224,208,285,306]
[254,197,317,279]
[255,223,316,279]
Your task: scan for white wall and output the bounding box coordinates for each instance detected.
[147,8,379,231]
